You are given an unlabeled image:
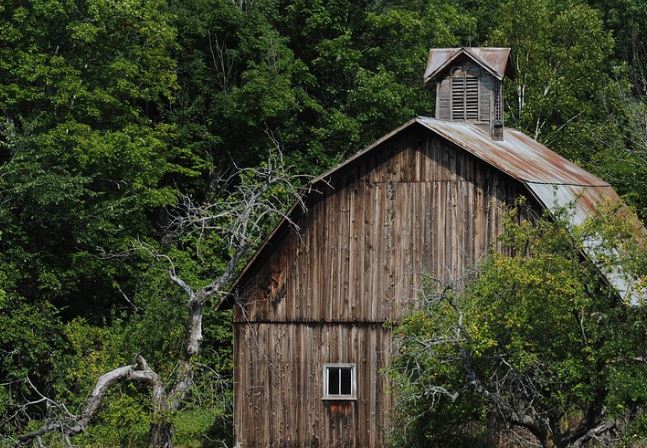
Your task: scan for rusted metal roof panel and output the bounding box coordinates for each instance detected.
[424,48,460,80]
[525,183,619,226]
[424,47,512,83]
[469,47,513,79]
[527,182,644,304]
[417,117,608,186]
[418,117,644,301]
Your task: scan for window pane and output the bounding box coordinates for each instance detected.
[328,368,339,395]
[340,368,352,395]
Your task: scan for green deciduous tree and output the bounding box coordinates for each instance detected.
[2,0,647,445]
[485,0,647,224]
[390,205,647,447]
[0,0,202,444]
[0,0,193,317]
[14,151,303,447]
[489,0,614,157]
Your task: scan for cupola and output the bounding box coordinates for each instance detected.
[424,47,513,140]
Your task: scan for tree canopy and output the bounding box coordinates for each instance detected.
[1,0,646,446]
[389,205,647,447]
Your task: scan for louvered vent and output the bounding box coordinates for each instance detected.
[451,76,465,120]
[448,66,482,121]
[427,47,510,139]
[437,77,451,120]
[465,76,478,120]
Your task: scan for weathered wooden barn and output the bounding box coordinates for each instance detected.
[219,47,640,447]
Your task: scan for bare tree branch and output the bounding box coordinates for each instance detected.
[17,146,307,447]
[13,145,305,447]
[18,355,162,446]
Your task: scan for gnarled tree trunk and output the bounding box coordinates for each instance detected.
[16,150,305,447]
[148,419,174,448]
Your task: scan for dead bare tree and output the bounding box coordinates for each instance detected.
[16,149,306,448]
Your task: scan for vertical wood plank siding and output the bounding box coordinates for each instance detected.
[233,127,536,447]
[235,131,529,323]
[234,323,392,448]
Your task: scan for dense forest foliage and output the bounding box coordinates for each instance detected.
[1,0,646,446]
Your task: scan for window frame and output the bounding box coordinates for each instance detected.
[322,363,357,401]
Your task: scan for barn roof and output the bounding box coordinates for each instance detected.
[424,47,513,83]
[221,117,645,308]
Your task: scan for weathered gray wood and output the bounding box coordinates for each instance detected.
[235,133,530,324]
[480,73,494,123]
[436,76,451,120]
[234,323,391,447]
[232,129,539,447]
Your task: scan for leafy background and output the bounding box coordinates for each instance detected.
[1,0,646,445]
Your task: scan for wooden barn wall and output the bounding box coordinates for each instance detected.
[234,127,534,324]
[234,323,392,448]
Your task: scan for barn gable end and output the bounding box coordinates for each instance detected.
[230,123,540,448]
[232,123,533,324]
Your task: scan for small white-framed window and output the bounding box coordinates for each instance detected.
[322,363,356,400]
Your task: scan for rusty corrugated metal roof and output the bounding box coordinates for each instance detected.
[417,117,608,186]
[424,47,512,83]
[526,182,645,303]
[220,117,645,308]
[417,117,643,303]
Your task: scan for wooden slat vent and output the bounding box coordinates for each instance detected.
[451,77,465,120]
[465,77,478,120]
[437,77,451,120]
[479,74,493,122]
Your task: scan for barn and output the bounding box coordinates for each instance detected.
[219,47,641,447]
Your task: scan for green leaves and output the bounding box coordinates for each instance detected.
[390,208,647,446]
[489,0,615,161]
[0,0,197,314]
[1,0,646,445]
